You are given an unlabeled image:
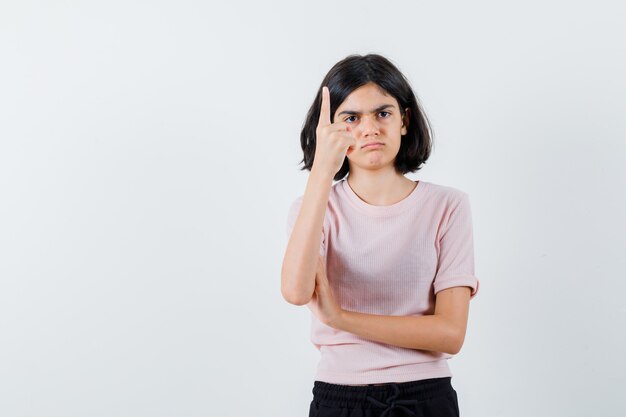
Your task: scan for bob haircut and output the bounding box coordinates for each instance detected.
[299,53,433,181]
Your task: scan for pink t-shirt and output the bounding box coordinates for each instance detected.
[285,178,479,384]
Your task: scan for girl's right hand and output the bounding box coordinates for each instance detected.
[312,86,357,176]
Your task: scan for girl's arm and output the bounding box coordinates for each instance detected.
[281,167,334,305]
[330,286,472,355]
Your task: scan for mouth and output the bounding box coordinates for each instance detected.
[362,142,384,149]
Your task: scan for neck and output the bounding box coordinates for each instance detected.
[346,168,416,206]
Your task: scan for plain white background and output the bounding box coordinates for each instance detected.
[1,1,625,416]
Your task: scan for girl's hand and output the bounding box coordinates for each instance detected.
[307,255,344,329]
[312,86,357,176]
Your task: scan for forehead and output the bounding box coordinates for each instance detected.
[336,83,399,112]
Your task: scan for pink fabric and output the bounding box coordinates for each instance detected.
[285,178,479,384]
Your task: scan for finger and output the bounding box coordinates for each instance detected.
[316,261,324,277]
[316,256,322,269]
[337,133,357,151]
[346,138,357,156]
[319,121,351,137]
[318,86,331,127]
[346,148,353,156]
[315,260,324,278]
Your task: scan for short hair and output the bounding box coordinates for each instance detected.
[298,53,433,181]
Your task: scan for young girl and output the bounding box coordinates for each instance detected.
[282,54,479,417]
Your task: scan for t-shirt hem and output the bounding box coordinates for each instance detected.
[314,359,452,384]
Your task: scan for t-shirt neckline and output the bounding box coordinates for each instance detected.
[340,177,428,216]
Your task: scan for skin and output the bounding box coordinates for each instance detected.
[305,82,473,385]
[280,86,357,307]
[337,82,417,206]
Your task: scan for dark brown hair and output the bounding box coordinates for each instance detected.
[298,53,433,181]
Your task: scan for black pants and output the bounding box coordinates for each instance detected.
[309,377,460,417]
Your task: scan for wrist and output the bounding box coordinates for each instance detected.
[310,165,335,183]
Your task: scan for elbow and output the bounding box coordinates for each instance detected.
[281,289,312,306]
[447,330,465,355]
[447,342,462,355]
[281,261,315,306]
[280,276,313,306]
[438,319,465,355]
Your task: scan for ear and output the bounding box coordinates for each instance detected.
[401,107,410,135]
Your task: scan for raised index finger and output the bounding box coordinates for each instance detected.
[318,86,331,127]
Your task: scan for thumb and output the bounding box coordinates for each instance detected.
[346,135,357,156]
[346,124,355,147]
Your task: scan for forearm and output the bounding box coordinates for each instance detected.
[333,311,461,355]
[281,167,334,305]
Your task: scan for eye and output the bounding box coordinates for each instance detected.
[344,115,357,123]
[379,111,390,118]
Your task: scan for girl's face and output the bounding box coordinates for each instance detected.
[333,82,409,173]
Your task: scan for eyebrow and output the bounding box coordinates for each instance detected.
[337,104,396,116]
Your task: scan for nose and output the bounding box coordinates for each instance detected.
[359,115,380,137]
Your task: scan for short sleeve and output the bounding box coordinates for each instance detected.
[286,196,326,257]
[433,193,480,300]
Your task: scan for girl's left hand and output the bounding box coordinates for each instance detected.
[307,255,345,329]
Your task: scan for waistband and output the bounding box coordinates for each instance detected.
[312,377,454,411]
